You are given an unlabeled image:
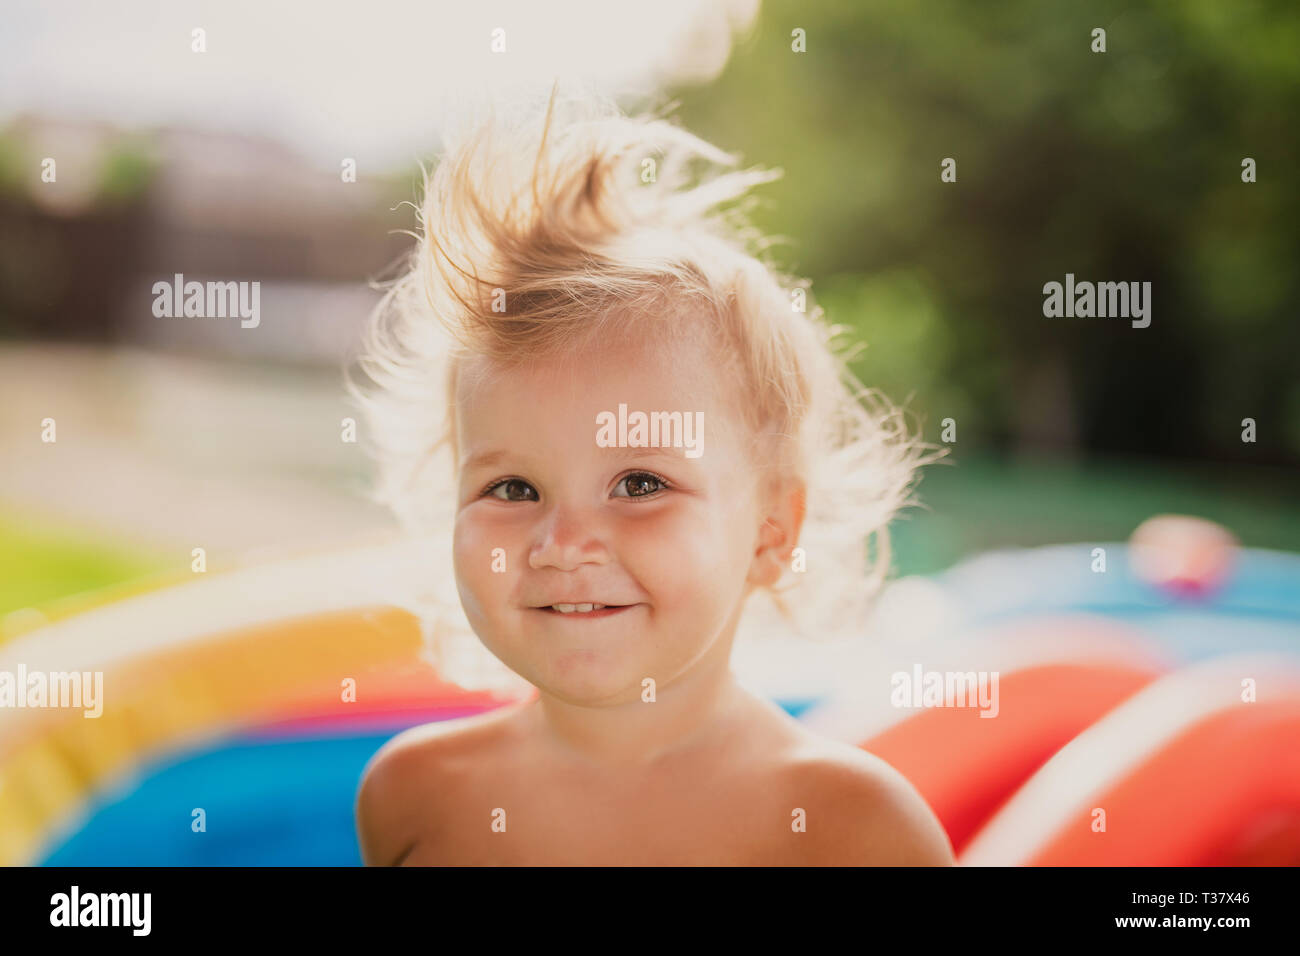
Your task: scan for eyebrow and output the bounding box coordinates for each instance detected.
[461,445,695,473]
[461,449,513,473]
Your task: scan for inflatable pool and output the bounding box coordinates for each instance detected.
[3,535,1298,866]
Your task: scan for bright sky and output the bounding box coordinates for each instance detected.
[0,0,758,171]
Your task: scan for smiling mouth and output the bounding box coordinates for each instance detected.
[534,604,637,618]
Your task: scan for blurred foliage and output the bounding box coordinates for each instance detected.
[96,137,156,206]
[0,124,156,206]
[0,131,24,196]
[668,0,1300,464]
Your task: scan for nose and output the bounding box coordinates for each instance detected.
[528,503,609,572]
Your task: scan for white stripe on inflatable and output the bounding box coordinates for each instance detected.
[798,615,1170,744]
[0,535,458,676]
[958,652,1300,866]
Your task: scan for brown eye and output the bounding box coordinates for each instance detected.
[614,472,666,498]
[488,478,538,501]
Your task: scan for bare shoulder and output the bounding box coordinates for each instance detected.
[776,739,955,866]
[354,707,520,866]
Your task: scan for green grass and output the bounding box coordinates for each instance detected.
[0,509,175,626]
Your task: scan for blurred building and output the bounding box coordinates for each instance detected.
[0,115,410,365]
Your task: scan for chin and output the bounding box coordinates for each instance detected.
[526,656,648,705]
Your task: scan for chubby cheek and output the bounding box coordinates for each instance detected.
[452,510,518,637]
[626,500,751,630]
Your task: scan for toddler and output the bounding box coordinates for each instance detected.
[350,89,953,866]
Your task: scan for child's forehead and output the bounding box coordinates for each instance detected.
[452,327,755,457]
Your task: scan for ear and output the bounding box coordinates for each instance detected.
[747,477,807,589]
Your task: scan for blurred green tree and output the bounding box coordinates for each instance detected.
[666,0,1300,464]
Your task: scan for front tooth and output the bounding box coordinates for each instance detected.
[554,603,576,613]
[575,603,594,612]
[592,604,605,610]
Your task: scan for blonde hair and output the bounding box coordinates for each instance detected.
[346,87,934,688]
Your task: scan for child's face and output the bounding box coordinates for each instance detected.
[452,328,781,705]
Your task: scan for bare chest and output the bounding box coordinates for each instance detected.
[402,771,805,866]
